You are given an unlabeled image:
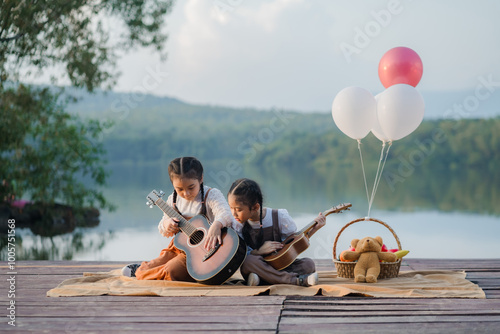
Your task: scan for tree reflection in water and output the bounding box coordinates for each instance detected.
[1,230,114,261]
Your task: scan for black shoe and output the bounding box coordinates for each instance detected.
[297,272,318,287]
[121,263,141,277]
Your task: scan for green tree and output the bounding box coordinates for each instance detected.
[0,0,174,210]
[0,85,112,209]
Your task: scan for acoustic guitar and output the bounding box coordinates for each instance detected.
[263,203,352,270]
[146,189,247,285]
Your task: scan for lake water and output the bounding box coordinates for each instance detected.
[13,163,500,261]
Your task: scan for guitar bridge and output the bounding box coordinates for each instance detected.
[202,243,221,262]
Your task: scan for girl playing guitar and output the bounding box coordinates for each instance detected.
[227,178,326,286]
[122,157,239,282]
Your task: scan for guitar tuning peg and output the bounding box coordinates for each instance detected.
[159,190,165,197]
[149,205,154,209]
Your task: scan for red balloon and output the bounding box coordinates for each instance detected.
[378,47,423,88]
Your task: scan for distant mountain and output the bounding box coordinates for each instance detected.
[6,82,500,119]
[62,86,499,218]
[66,88,338,139]
[65,87,500,119]
[66,88,186,114]
[419,90,500,119]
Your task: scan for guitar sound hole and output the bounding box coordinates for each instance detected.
[189,230,205,245]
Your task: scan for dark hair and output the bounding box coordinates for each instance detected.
[168,157,205,214]
[228,178,264,249]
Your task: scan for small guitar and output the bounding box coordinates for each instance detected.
[263,203,352,270]
[146,189,247,285]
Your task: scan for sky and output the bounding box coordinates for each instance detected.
[33,0,500,114]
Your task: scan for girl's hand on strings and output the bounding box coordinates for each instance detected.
[205,221,223,250]
[158,215,180,238]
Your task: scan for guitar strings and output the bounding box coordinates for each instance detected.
[158,199,211,248]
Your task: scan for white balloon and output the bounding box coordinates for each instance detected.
[371,93,390,142]
[371,119,391,142]
[331,86,377,140]
[376,84,425,141]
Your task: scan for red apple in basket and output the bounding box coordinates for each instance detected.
[339,246,355,262]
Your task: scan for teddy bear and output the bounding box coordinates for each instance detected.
[341,236,397,283]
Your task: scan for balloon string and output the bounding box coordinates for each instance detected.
[357,139,370,211]
[368,141,392,217]
[375,141,392,198]
[368,141,386,217]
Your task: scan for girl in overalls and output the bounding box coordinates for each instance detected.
[227,178,326,286]
[122,157,236,281]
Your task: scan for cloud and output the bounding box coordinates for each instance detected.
[240,0,306,32]
[109,1,500,112]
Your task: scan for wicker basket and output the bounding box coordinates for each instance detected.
[333,217,402,279]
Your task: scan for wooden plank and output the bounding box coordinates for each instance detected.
[2,295,285,304]
[466,278,500,286]
[3,259,500,333]
[282,309,500,317]
[278,321,500,334]
[1,260,129,267]
[280,314,500,324]
[283,302,500,314]
[465,271,500,278]
[406,259,500,270]
[14,315,279,323]
[16,305,282,317]
[12,320,278,332]
[4,331,274,334]
[284,296,496,306]
[10,266,111,273]
[485,291,500,299]
[0,295,286,305]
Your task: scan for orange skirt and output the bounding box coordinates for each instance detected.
[135,239,195,282]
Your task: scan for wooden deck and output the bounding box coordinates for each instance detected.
[2,259,499,333]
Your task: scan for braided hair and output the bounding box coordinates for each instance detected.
[168,157,206,215]
[228,178,264,250]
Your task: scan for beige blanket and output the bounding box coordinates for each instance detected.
[47,269,485,298]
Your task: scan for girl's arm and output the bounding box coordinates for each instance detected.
[205,188,235,228]
[307,212,326,238]
[157,194,179,238]
[204,188,237,250]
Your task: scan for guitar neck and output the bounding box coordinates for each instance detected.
[298,209,332,236]
[298,204,351,236]
[154,197,195,235]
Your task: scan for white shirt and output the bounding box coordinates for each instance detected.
[232,207,297,242]
[157,185,237,237]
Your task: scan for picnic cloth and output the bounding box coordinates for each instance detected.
[47,269,486,298]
